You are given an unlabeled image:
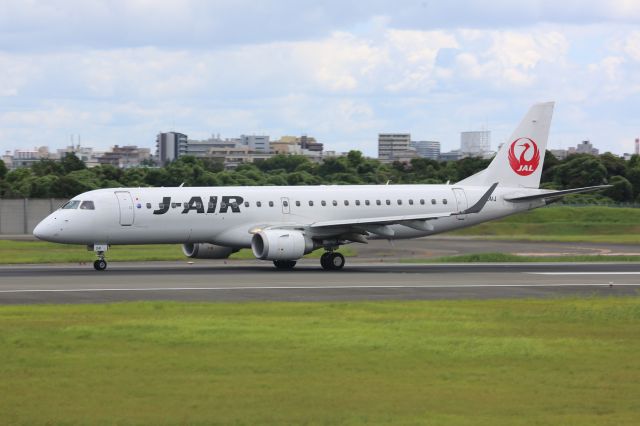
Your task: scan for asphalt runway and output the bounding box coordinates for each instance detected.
[0,261,639,304]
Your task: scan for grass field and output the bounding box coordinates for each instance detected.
[0,240,356,264]
[451,206,640,244]
[0,299,639,425]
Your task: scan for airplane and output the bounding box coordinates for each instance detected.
[33,102,609,271]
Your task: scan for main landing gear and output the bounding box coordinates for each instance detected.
[320,251,345,271]
[92,244,109,271]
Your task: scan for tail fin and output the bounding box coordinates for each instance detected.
[456,102,554,188]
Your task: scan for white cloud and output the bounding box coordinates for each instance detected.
[0,2,639,156]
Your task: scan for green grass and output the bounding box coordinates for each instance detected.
[0,299,639,425]
[451,206,640,244]
[401,252,640,263]
[0,240,356,264]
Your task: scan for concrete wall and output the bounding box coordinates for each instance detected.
[0,199,67,235]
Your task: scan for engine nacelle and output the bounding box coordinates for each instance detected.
[182,243,237,259]
[251,229,316,260]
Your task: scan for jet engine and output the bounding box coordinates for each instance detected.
[182,243,237,259]
[251,229,317,260]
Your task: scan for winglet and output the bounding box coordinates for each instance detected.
[458,182,498,215]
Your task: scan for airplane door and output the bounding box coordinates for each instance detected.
[452,188,468,220]
[281,197,290,214]
[115,191,135,226]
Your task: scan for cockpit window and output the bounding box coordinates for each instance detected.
[80,201,95,210]
[61,200,81,209]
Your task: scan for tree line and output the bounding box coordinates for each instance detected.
[0,150,639,203]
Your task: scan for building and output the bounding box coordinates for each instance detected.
[10,147,52,169]
[98,145,151,168]
[299,135,323,152]
[460,131,491,158]
[549,149,568,160]
[56,145,103,167]
[240,135,270,153]
[378,133,416,163]
[568,140,599,156]
[156,132,188,165]
[411,140,440,160]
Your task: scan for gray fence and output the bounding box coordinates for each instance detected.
[0,199,68,235]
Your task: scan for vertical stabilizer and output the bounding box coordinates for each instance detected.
[456,102,554,188]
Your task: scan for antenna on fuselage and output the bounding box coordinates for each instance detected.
[179,182,185,187]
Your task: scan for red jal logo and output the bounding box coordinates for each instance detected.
[508,137,540,176]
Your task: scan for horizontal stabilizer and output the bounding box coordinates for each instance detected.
[504,185,611,203]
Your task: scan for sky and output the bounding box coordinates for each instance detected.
[1,0,639,157]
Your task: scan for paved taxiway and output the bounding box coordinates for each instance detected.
[0,261,638,304]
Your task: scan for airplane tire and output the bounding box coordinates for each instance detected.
[94,259,107,271]
[321,252,344,270]
[273,260,296,270]
[330,252,345,270]
[320,252,331,270]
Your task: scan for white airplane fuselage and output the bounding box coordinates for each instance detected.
[33,184,542,247]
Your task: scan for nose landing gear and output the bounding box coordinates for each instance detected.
[91,244,109,271]
[94,258,107,271]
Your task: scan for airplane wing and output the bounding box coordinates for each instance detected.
[504,185,611,203]
[310,182,499,228]
[302,183,499,238]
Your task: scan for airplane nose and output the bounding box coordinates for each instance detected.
[33,218,55,241]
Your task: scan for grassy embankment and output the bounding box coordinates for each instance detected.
[1,299,639,425]
[1,206,638,264]
[451,205,640,244]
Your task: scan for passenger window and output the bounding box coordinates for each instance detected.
[420,199,425,205]
[355,200,360,206]
[431,199,436,205]
[443,199,448,205]
[295,201,300,207]
[208,202,216,209]
[409,199,414,205]
[344,200,349,206]
[397,199,402,205]
[269,201,274,207]
[282,200,288,207]
[376,200,381,205]
[321,201,326,206]
[365,200,370,206]
[196,201,202,209]
[146,203,152,209]
[172,203,179,208]
[80,201,95,210]
[386,200,391,205]
[257,201,262,207]
[332,200,337,206]
[220,202,227,210]
[61,200,81,209]
[244,201,250,207]
[231,202,238,209]
[309,201,314,206]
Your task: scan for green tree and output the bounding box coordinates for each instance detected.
[0,159,9,179]
[32,159,64,177]
[604,175,633,202]
[553,155,607,188]
[60,152,86,174]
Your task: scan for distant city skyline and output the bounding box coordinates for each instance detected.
[1,1,639,157]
